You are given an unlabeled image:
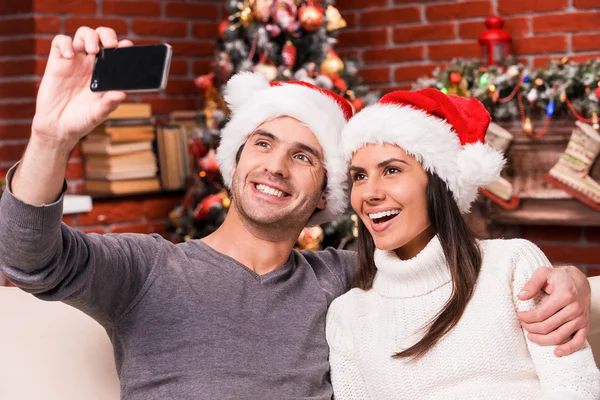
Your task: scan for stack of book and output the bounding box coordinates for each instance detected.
[82,103,161,195]
[156,123,192,191]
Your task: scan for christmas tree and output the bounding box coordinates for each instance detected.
[168,0,377,249]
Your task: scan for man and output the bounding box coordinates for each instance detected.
[0,27,597,399]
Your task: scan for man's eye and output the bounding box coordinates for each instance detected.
[256,141,270,148]
[294,154,311,163]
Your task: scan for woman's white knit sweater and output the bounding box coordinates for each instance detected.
[326,237,600,400]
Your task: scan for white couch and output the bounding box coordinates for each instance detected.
[589,276,600,367]
[0,281,598,399]
[0,287,120,400]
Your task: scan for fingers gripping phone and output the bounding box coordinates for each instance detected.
[90,44,172,93]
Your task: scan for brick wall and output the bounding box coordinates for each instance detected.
[2,0,600,271]
[0,0,222,234]
[490,225,600,277]
[337,0,600,274]
[338,0,600,92]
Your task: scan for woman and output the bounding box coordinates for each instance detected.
[326,89,600,399]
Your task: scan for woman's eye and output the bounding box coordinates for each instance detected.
[384,167,401,175]
[352,173,366,181]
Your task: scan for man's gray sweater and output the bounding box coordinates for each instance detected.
[0,167,356,399]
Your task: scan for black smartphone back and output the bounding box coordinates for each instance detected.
[90,44,172,93]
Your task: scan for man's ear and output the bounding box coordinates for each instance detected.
[316,195,326,211]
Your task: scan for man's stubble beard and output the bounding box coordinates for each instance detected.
[230,170,322,241]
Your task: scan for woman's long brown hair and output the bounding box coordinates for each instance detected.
[353,172,482,360]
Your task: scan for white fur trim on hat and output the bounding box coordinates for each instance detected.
[342,103,505,213]
[216,71,349,225]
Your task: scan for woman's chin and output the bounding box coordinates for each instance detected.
[373,237,406,252]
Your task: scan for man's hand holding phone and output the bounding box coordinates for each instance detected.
[13,27,136,206]
[32,27,133,152]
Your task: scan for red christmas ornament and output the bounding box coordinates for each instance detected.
[478,16,512,66]
[298,1,324,31]
[333,77,347,93]
[193,194,224,220]
[190,137,209,159]
[281,40,297,69]
[351,97,365,112]
[594,87,600,99]
[194,73,214,90]
[218,19,229,38]
[450,72,462,84]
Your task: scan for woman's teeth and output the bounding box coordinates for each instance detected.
[256,184,286,198]
[368,209,401,220]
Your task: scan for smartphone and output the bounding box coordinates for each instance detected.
[90,44,172,93]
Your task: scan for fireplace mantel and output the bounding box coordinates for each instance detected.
[483,117,600,226]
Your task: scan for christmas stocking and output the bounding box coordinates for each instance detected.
[480,122,520,209]
[543,121,600,211]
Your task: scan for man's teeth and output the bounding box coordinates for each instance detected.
[368,210,401,219]
[256,184,286,198]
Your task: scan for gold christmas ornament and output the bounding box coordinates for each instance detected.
[325,5,346,31]
[228,0,255,29]
[222,197,231,209]
[535,78,544,86]
[252,0,273,22]
[254,62,278,81]
[320,50,344,76]
[522,117,533,134]
[239,6,254,27]
[297,226,324,251]
[447,79,470,98]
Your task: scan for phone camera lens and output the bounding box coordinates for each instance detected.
[91,79,98,90]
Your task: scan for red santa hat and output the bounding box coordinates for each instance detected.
[341,88,505,213]
[216,71,354,225]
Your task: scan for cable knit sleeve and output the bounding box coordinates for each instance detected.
[510,239,600,400]
[326,294,369,400]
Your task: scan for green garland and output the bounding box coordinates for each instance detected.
[413,57,600,123]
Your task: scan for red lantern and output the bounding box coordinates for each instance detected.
[478,16,511,66]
